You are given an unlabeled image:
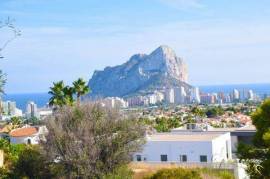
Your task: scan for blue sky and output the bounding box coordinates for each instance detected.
[0,0,270,93]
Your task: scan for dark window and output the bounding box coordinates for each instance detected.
[136,155,142,162]
[226,141,229,159]
[180,155,187,162]
[144,157,147,161]
[27,139,31,145]
[200,155,207,162]
[161,155,168,162]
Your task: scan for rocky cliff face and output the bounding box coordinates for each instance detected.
[88,45,191,98]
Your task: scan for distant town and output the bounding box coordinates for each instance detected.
[1,87,265,121]
[0,86,263,178]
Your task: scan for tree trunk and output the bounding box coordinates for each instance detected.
[77,94,81,106]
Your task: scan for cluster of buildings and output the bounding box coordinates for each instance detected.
[1,101,23,118]
[0,100,52,121]
[98,87,263,108]
[200,89,260,105]
[98,87,199,108]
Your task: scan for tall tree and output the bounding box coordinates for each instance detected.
[237,99,270,178]
[48,81,67,107]
[72,78,90,105]
[63,85,75,106]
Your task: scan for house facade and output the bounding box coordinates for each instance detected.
[134,132,232,163]
[9,126,39,144]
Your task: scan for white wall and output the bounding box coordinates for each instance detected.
[135,140,214,163]
[10,135,39,145]
[134,133,232,163]
[212,133,232,162]
[231,135,238,153]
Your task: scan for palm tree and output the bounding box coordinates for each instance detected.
[10,116,22,126]
[63,85,75,106]
[48,81,66,107]
[72,78,90,105]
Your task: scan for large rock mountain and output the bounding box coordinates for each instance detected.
[88,45,192,98]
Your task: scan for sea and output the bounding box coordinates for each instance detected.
[3,83,270,111]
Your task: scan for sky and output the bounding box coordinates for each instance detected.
[0,0,270,93]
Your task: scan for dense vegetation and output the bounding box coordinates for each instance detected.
[205,106,225,118]
[42,104,145,178]
[141,168,234,179]
[145,168,202,179]
[0,104,145,179]
[140,116,182,132]
[237,99,270,178]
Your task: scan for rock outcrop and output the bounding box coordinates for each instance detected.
[88,45,191,98]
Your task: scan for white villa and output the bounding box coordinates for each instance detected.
[134,132,232,163]
[8,125,48,144]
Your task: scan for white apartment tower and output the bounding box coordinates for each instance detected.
[191,87,201,104]
[165,88,175,104]
[233,89,240,101]
[26,101,39,119]
[248,90,254,101]
[174,87,186,104]
[2,101,16,116]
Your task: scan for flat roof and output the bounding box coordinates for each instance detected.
[147,132,228,142]
[208,125,256,132]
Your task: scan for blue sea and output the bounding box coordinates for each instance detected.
[3,83,270,111]
[3,93,50,112]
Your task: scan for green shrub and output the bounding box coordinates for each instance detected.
[145,168,202,179]
[0,168,10,179]
[200,168,234,179]
[103,165,133,179]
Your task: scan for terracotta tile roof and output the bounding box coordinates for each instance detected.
[9,127,38,137]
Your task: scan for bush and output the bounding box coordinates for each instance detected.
[11,146,53,179]
[103,165,133,179]
[200,168,234,179]
[0,168,9,179]
[42,103,145,178]
[145,168,202,179]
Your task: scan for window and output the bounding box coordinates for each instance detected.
[136,155,142,162]
[180,155,187,162]
[27,138,31,145]
[144,157,147,161]
[200,155,207,162]
[226,140,229,159]
[161,155,168,162]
